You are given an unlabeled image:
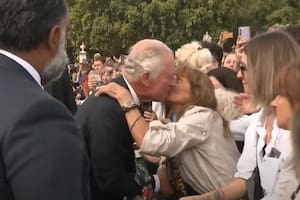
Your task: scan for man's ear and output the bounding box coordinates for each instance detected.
[140,71,151,87]
[47,25,61,56]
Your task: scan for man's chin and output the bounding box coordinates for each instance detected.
[41,52,68,86]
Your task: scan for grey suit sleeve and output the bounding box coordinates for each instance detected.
[3,98,89,200]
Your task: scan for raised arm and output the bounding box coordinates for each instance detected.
[179,178,246,200]
[95,82,150,147]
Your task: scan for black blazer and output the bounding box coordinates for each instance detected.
[44,68,77,114]
[0,54,90,200]
[75,77,142,200]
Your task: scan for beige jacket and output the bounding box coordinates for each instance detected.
[140,106,240,194]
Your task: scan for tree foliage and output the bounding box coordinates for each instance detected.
[65,0,300,62]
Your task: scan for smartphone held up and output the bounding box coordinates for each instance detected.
[238,26,251,41]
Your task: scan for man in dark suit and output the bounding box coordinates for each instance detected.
[75,39,176,200]
[45,68,77,114]
[0,1,89,200]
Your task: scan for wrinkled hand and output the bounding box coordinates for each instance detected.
[157,164,174,196]
[233,93,259,114]
[144,155,161,164]
[179,190,222,200]
[217,31,225,46]
[88,80,97,90]
[235,36,247,58]
[160,118,171,124]
[179,195,203,200]
[143,111,158,122]
[94,82,132,105]
[179,193,213,200]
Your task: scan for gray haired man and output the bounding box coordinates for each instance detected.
[0,1,89,200]
[75,39,176,200]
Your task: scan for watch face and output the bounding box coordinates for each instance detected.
[124,100,135,108]
[122,100,138,112]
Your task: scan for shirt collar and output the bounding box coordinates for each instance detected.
[123,75,140,105]
[256,109,289,138]
[0,49,42,87]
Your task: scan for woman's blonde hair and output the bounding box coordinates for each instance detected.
[244,31,300,112]
[175,41,213,73]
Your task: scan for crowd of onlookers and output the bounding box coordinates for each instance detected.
[67,54,126,105]
[2,1,300,200]
[67,24,300,200]
[68,39,244,109]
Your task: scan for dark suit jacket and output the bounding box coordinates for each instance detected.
[44,68,77,114]
[75,76,142,200]
[0,53,90,200]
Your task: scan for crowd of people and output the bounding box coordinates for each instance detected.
[67,54,125,106]
[1,1,300,200]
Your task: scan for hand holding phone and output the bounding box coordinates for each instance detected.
[238,26,251,41]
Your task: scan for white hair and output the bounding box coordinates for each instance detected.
[175,41,213,73]
[42,26,69,85]
[122,40,173,81]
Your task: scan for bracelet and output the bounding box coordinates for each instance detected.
[130,115,143,132]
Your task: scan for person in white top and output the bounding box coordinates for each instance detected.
[271,59,300,200]
[292,110,300,200]
[179,31,300,200]
[96,63,240,198]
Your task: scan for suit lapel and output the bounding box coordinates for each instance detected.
[113,76,129,90]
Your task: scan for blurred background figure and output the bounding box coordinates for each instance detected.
[175,41,213,73]
[200,41,224,69]
[223,53,239,72]
[45,68,77,114]
[101,66,114,84]
[87,55,105,93]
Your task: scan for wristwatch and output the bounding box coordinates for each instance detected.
[121,99,138,113]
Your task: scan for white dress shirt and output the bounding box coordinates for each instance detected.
[123,75,162,192]
[123,75,140,105]
[230,112,260,141]
[152,101,166,119]
[235,110,298,199]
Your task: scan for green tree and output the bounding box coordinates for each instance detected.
[66,0,300,60]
